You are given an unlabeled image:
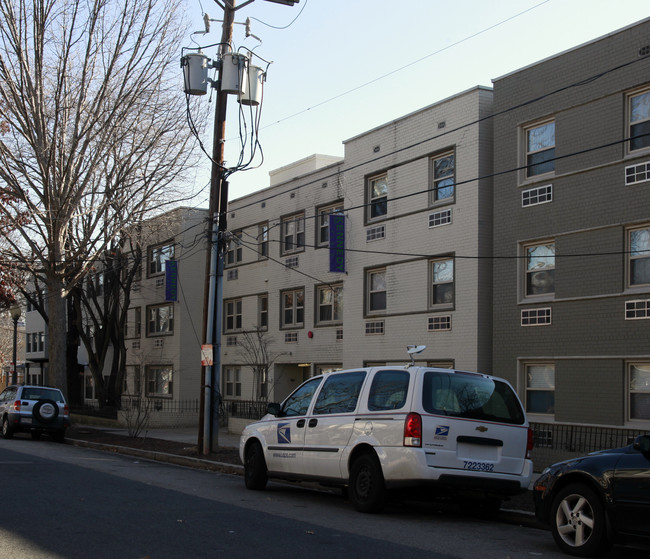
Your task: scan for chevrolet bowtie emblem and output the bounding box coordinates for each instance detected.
[476,426,488,432]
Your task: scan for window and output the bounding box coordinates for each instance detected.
[430,152,455,204]
[525,120,555,178]
[313,371,366,415]
[629,226,650,287]
[148,242,175,276]
[367,269,386,313]
[147,304,174,335]
[430,258,454,306]
[525,242,555,296]
[281,288,304,328]
[258,294,268,329]
[147,365,173,396]
[317,202,344,247]
[629,88,650,152]
[368,174,388,221]
[317,284,343,324]
[368,370,410,411]
[280,377,322,417]
[525,363,555,415]
[125,307,141,339]
[258,223,269,259]
[224,299,242,332]
[224,366,241,398]
[281,213,305,255]
[629,363,650,421]
[226,231,243,266]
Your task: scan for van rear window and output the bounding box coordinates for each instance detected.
[422,372,525,425]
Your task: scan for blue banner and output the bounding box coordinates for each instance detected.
[329,214,345,273]
[165,260,178,302]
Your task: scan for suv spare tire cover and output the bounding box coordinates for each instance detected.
[33,400,59,423]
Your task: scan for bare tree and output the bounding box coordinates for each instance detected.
[237,328,287,401]
[0,0,201,396]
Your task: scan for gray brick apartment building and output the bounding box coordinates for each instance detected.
[491,18,650,428]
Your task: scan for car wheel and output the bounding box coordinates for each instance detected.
[244,440,268,490]
[32,400,59,424]
[349,453,386,513]
[2,416,13,439]
[550,483,609,557]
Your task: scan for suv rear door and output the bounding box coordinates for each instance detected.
[419,370,529,477]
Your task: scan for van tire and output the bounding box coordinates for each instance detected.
[349,453,386,513]
[244,440,268,490]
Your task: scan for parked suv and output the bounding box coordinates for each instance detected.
[0,385,69,442]
[240,347,534,513]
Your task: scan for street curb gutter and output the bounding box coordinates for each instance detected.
[66,437,244,475]
[66,437,542,529]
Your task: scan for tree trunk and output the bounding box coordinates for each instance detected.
[47,277,68,398]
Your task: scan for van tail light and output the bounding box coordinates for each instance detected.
[12,400,21,412]
[404,412,422,447]
[526,427,534,459]
[64,404,69,417]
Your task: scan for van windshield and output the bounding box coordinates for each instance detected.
[422,371,525,425]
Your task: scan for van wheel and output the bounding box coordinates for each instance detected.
[244,440,268,490]
[2,417,13,439]
[349,453,386,513]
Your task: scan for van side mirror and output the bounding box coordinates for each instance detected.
[267,402,281,416]
[633,434,650,455]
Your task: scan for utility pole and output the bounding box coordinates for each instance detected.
[196,0,300,454]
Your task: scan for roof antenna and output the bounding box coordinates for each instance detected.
[406,345,426,367]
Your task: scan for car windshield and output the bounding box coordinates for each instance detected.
[21,388,64,403]
[422,371,525,425]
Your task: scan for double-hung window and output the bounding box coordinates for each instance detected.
[367,269,386,313]
[147,304,174,335]
[258,223,269,259]
[258,294,268,329]
[368,174,388,221]
[525,242,555,297]
[224,366,242,398]
[317,202,344,247]
[629,226,650,287]
[629,88,650,152]
[430,258,454,306]
[148,242,175,277]
[525,120,555,178]
[317,284,343,324]
[431,152,455,204]
[525,363,555,415]
[282,288,304,328]
[281,213,305,255]
[226,231,243,266]
[225,299,242,332]
[146,365,173,396]
[629,363,650,421]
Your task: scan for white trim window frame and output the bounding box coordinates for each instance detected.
[148,241,175,277]
[628,86,650,154]
[430,151,455,205]
[226,231,243,266]
[629,363,650,422]
[628,225,650,288]
[224,366,242,398]
[224,298,242,332]
[258,223,269,259]
[430,257,454,307]
[281,213,305,255]
[316,202,344,247]
[524,362,555,416]
[524,119,555,179]
[316,284,343,325]
[258,294,268,330]
[524,241,555,298]
[367,174,388,222]
[366,268,386,314]
[146,365,173,397]
[147,303,174,336]
[281,288,304,328]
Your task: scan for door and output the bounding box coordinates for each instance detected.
[610,445,650,536]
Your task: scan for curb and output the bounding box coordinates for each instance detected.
[66,437,244,475]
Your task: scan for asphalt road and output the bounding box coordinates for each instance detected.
[1,436,648,559]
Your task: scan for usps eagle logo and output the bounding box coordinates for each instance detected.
[277,423,291,444]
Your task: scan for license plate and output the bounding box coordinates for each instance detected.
[21,417,32,425]
[463,460,494,472]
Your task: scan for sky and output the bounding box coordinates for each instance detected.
[183,0,650,205]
